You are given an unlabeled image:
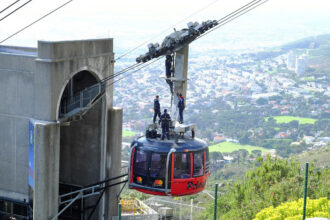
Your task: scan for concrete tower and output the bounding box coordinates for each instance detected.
[0,39,122,219]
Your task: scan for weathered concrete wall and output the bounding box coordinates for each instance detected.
[0,48,36,201]
[33,121,60,220]
[105,107,123,219]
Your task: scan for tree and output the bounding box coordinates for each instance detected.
[251,149,262,157]
[257,98,268,105]
[238,149,249,160]
[210,151,224,164]
[289,120,299,129]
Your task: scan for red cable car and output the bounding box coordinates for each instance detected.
[129,136,210,196]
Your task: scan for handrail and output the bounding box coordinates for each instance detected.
[59,81,107,119]
[165,148,176,195]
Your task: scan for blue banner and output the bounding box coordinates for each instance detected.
[28,120,34,190]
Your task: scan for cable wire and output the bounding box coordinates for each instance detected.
[196,0,268,41]
[0,0,20,14]
[102,0,268,86]
[105,56,163,88]
[0,0,32,22]
[114,0,221,61]
[0,0,73,44]
[216,0,263,25]
[100,62,142,83]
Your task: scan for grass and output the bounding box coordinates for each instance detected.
[265,116,316,124]
[209,141,268,154]
[122,130,136,137]
[303,76,315,82]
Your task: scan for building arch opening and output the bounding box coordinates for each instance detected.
[58,70,104,220]
[59,70,99,118]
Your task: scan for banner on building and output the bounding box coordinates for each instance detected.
[28,119,35,200]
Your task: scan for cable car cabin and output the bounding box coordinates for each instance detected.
[129,136,210,196]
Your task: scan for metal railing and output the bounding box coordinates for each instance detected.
[52,173,128,220]
[0,197,32,220]
[59,82,106,119]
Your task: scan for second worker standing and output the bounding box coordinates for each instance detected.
[153,95,161,123]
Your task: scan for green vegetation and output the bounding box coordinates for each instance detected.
[303,76,315,82]
[122,130,136,137]
[201,156,330,219]
[255,197,329,220]
[297,145,330,169]
[265,116,317,124]
[209,142,267,154]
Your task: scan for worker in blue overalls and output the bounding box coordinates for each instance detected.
[153,95,161,123]
[159,109,171,140]
[177,93,185,124]
[165,55,174,94]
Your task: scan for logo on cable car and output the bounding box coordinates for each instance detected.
[187,181,206,190]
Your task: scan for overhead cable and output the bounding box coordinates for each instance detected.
[105,56,163,88]
[100,62,142,83]
[114,0,221,61]
[0,0,32,22]
[196,0,268,41]
[0,0,21,14]
[0,0,73,44]
[102,0,268,86]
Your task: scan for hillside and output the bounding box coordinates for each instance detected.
[201,156,330,219]
[296,144,330,169]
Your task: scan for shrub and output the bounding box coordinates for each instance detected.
[254,197,329,220]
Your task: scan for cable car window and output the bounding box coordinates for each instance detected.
[134,149,148,176]
[193,151,204,177]
[174,153,191,179]
[150,153,167,178]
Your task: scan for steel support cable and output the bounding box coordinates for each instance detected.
[82,0,268,100]
[83,173,128,188]
[0,0,73,44]
[0,0,32,22]
[93,0,266,85]
[96,0,223,84]
[196,0,268,41]
[105,0,266,85]
[214,0,263,25]
[100,62,141,83]
[104,56,163,88]
[114,0,221,61]
[0,0,20,14]
[100,53,162,84]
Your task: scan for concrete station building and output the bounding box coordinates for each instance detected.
[0,38,123,219]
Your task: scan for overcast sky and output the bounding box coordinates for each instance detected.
[1,0,330,55]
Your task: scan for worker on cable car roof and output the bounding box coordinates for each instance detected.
[178,93,185,124]
[159,109,171,140]
[153,95,161,123]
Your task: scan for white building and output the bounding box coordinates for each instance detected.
[287,51,296,70]
[295,54,308,75]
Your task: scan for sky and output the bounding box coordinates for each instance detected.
[1,0,330,56]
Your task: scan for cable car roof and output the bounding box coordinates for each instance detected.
[132,137,208,153]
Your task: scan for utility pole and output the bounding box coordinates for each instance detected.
[190,199,193,220]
